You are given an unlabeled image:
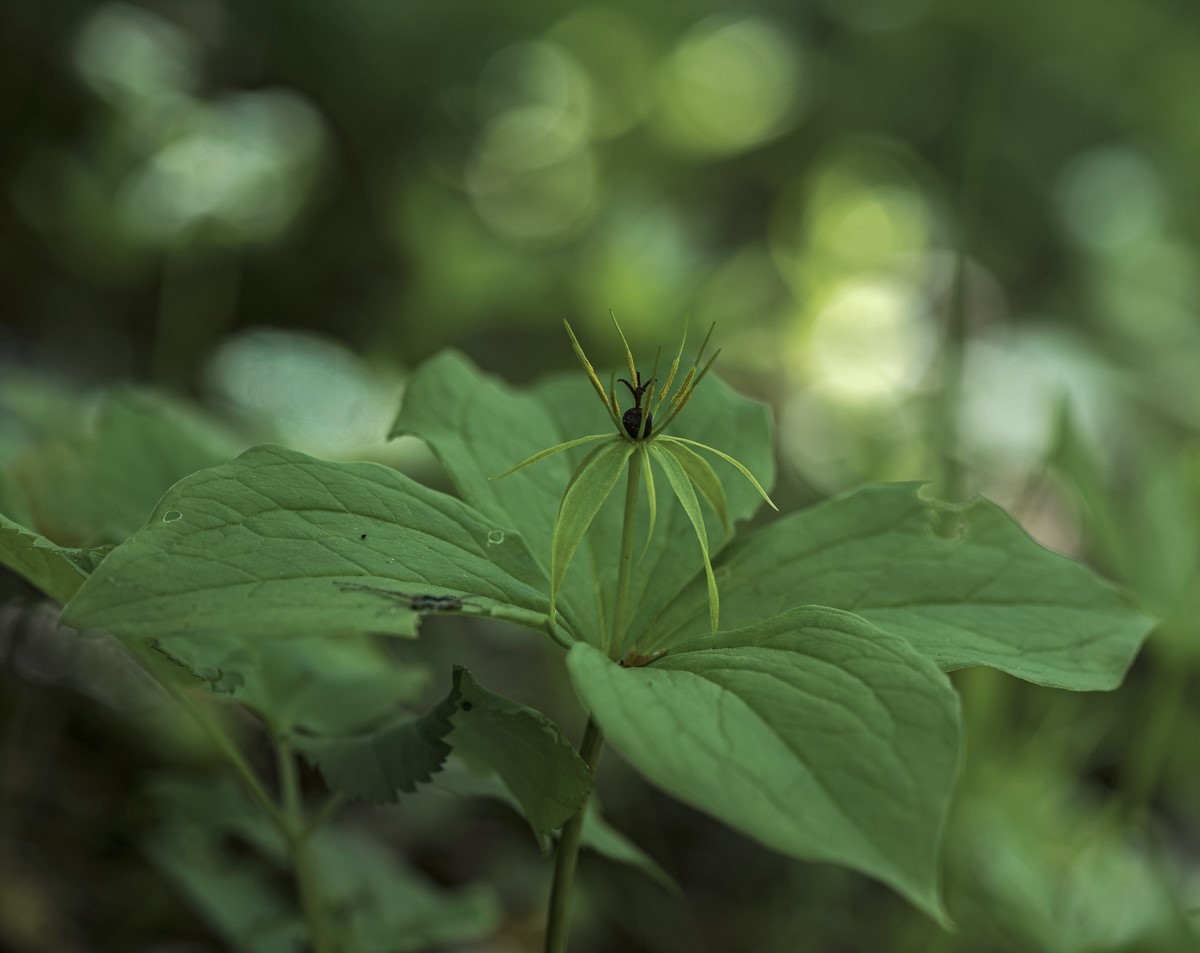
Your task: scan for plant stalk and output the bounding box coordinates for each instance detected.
[278,740,336,953]
[544,715,605,953]
[608,446,643,658]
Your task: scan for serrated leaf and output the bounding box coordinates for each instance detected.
[294,674,461,802]
[0,512,108,603]
[62,445,549,643]
[448,667,591,839]
[551,439,634,620]
[649,443,718,635]
[642,484,1151,689]
[389,350,774,649]
[568,607,961,923]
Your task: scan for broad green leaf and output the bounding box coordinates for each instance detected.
[389,350,773,648]
[551,439,634,620]
[311,827,500,953]
[294,673,461,802]
[448,667,591,839]
[642,484,1151,689]
[62,445,549,643]
[649,443,718,636]
[0,512,109,603]
[655,438,729,530]
[568,607,960,923]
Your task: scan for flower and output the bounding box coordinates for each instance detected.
[494,317,775,643]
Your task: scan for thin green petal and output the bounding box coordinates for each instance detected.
[656,439,728,532]
[659,436,777,511]
[650,444,719,634]
[490,434,616,480]
[550,440,635,623]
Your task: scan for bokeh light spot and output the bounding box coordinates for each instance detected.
[74,4,197,109]
[117,90,325,244]
[1056,147,1166,252]
[467,105,597,243]
[803,278,934,403]
[655,17,804,156]
[548,7,655,138]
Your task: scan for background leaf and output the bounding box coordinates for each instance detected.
[0,513,109,603]
[644,483,1152,689]
[5,387,241,548]
[62,444,550,643]
[568,607,961,923]
[310,827,500,953]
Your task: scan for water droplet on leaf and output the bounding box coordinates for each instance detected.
[487,530,505,545]
[162,511,182,522]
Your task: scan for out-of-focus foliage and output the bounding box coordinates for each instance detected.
[3,0,1200,950]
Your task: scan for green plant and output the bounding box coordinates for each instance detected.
[0,326,1151,952]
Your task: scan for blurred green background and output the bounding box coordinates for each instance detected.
[3,1,1200,951]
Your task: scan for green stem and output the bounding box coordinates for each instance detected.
[544,716,605,953]
[171,687,291,839]
[278,739,336,953]
[608,446,644,658]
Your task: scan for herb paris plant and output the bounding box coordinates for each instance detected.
[3,325,1151,951]
[494,317,776,654]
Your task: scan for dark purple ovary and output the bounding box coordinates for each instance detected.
[622,407,652,439]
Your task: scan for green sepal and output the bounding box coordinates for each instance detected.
[650,443,718,634]
[550,439,635,622]
[655,438,729,532]
[640,445,658,562]
[490,433,614,480]
[659,435,777,511]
